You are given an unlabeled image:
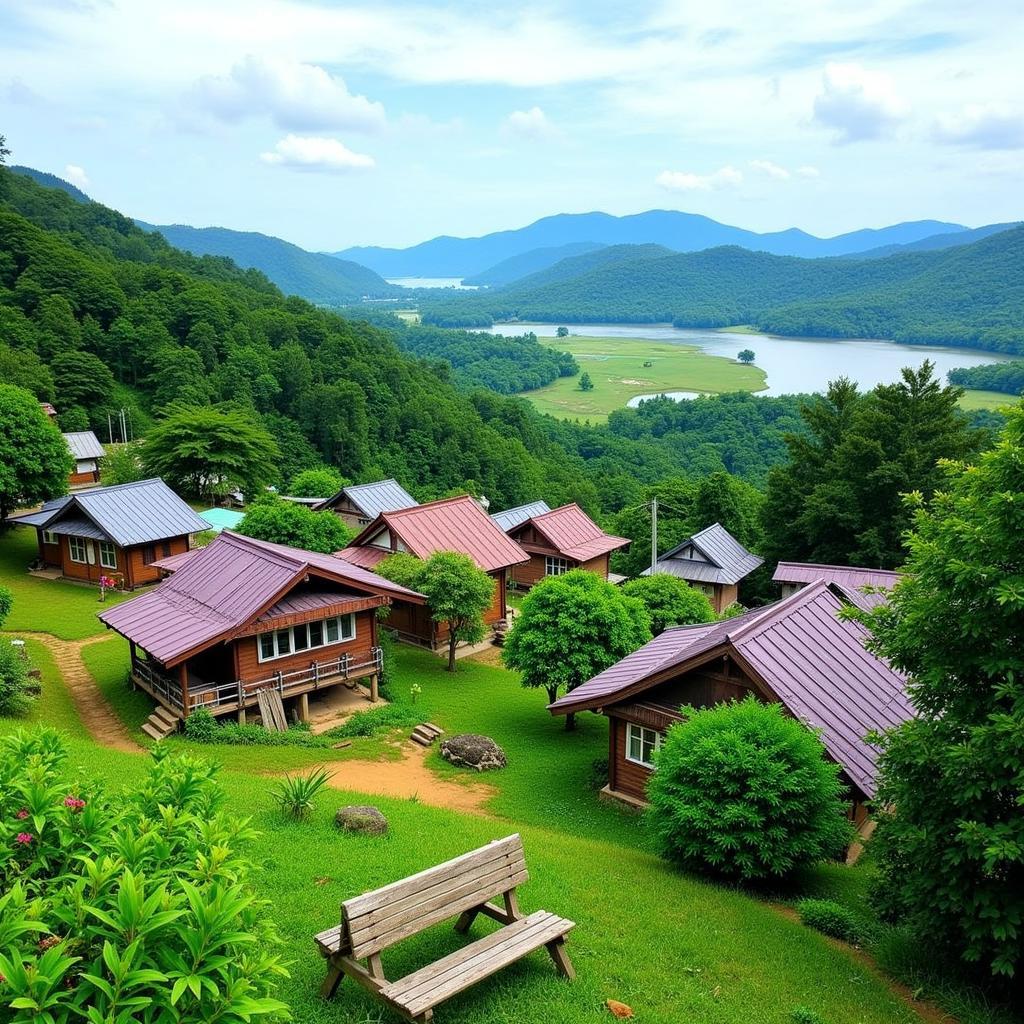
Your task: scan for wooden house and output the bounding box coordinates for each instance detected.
[490,500,551,533]
[63,431,105,486]
[98,531,425,729]
[316,478,419,530]
[773,562,900,607]
[548,580,912,828]
[642,522,762,613]
[502,503,630,590]
[6,478,208,589]
[338,494,529,649]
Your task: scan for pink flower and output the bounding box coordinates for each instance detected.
[15,808,28,820]
[63,796,86,812]
[15,833,32,845]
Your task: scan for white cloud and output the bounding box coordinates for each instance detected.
[750,158,790,180]
[63,164,89,188]
[797,165,821,178]
[656,165,743,192]
[502,106,559,141]
[812,62,907,143]
[259,134,375,173]
[193,55,385,132]
[932,104,1024,150]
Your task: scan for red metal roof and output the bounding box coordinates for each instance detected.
[335,545,389,570]
[549,580,912,799]
[347,495,529,573]
[773,561,901,598]
[512,503,630,561]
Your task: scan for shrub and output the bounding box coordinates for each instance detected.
[797,898,863,944]
[286,466,345,498]
[0,639,32,717]
[791,1008,827,1024]
[0,728,288,1022]
[185,712,332,748]
[271,766,330,819]
[376,625,397,701]
[183,707,218,742]
[647,697,853,880]
[325,703,422,740]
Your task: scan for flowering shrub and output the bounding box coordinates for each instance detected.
[0,728,290,1022]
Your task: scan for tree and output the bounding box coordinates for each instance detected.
[621,574,714,634]
[503,570,651,729]
[0,384,72,523]
[851,401,1024,977]
[737,348,756,364]
[578,372,594,392]
[102,442,145,486]
[50,351,117,423]
[287,467,346,498]
[141,404,280,501]
[556,326,569,338]
[0,134,9,164]
[236,495,354,554]
[648,697,852,880]
[147,345,213,410]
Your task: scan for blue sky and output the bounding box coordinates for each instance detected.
[2,1,1022,250]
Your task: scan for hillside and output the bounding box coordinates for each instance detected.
[463,241,605,286]
[421,227,1024,353]
[10,165,91,204]
[334,209,965,277]
[853,222,1020,259]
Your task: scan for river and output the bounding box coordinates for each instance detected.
[483,323,1010,398]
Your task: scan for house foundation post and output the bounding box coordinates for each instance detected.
[238,706,247,725]
[298,692,309,722]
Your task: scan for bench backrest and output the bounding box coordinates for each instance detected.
[341,834,527,959]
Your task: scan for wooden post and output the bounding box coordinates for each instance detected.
[370,672,379,703]
[238,707,247,725]
[298,692,309,722]
[178,661,190,715]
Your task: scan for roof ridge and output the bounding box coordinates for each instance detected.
[75,477,164,497]
[345,477,400,493]
[726,580,831,644]
[777,559,900,574]
[386,493,478,515]
[218,530,309,572]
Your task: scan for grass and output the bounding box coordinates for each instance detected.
[80,633,153,742]
[519,335,766,421]
[957,389,1017,412]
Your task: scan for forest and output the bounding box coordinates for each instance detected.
[947,360,1024,395]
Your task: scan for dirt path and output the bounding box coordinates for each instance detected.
[7,631,143,754]
[321,741,497,815]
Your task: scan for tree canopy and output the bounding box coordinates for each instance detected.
[286,467,346,499]
[621,574,715,634]
[236,495,355,554]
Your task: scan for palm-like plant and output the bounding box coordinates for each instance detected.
[270,767,331,819]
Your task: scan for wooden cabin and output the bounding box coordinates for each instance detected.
[502,503,630,590]
[338,495,529,649]
[6,478,208,590]
[643,522,762,613]
[98,531,425,727]
[316,478,419,530]
[63,430,105,486]
[548,580,913,829]
[773,561,900,606]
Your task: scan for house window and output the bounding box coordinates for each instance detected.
[42,530,58,546]
[98,541,117,570]
[626,722,663,769]
[545,556,569,576]
[68,536,92,564]
[161,541,172,558]
[141,545,156,565]
[257,613,356,663]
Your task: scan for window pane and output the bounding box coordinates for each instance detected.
[325,618,339,642]
[276,629,290,655]
[627,725,642,761]
[309,621,323,647]
[341,614,354,639]
[259,633,275,660]
[293,623,309,651]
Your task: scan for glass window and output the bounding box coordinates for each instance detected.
[42,530,58,546]
[545,556,569,576]
[257,611,357,662]
[340,614,354,640]
[161,542,172,558]
[309,620,323,647]
[325,617,340,643]
[626,723,663,768]
[259,633,275,660]
[68,536,90,564]
[99,541,117,569]
[141,545,156,565]
[293,623,309,651]
[275,629,291,656]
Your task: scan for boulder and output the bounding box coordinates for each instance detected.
[440,733,507,772]
[334,805,388,835]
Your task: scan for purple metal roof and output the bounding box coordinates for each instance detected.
[257,588,365,621]
[549,581,911,798]
[773,562,901,604]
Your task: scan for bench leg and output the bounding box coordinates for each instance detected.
[320,959,345,999]
[454,907,481,934]
[546,937,575,980]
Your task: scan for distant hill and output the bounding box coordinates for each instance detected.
[137,222,396,304]
[334,209,967,277]
[853,222,1021,259]
[10,165,91,203]
[419,226,1024,354]
[463,242,605,286]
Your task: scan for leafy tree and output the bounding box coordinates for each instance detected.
[375,552,425,590]
[236,495,354,553]
[578,372,594,392]
[556,326,569,337]
[648,697,852,880]
[286,467,346,498]
[50,351,117,423]
[101,442,145,486]
[141,404,280,501]
[0,134,9,164]
[737,348,756,363]
[852,401,1024,977]
[147,345,213,410]
[621,574,715,634]
[503,569,651,728]
[0,384,72,522]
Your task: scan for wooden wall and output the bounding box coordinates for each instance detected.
[509,549,610,590]
[38,531,191,589]
[384,571,505,648]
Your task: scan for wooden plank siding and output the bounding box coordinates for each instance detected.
[35,529,191,589]
[383,571,505,649]
[509,549,611,591]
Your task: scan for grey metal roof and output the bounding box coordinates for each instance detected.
[320,478,419,518]
[6,496,72,529]
[46,516,109,541]
[644,522,763,585]
[490,500,551,533]
[63,431,105,460]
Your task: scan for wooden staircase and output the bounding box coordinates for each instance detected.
[141,705,179,742]
[410,722,443,747]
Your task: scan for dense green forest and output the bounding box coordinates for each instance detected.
[419,228,1024,354]
[947,360,1024,395]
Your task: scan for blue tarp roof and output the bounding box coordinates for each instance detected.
[198,507,246,532]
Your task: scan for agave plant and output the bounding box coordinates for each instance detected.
[270,767,331,819]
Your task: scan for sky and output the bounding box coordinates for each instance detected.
[2,0,1022,251]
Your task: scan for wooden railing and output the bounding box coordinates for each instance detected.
[133,658,185,711]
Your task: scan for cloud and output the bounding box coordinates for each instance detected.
[812,62,907,143]
[656,166,743,192]
[932,104,1024,150]
[259,134,375,173]
[750,159,790,180]
[502,106,559,141]
[193,55,385,132]
[796,165,821,178]
[63,164,89,188]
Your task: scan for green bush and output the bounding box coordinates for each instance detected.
[0,728,288,1022]
[325,703,422,740]
[647,697,853,880]
[271,767,330,819]
[183,707,218,741]
[791,1008,827,1024]
[0,639,32,717]
[377,625,397,701]
[797,898,863,943]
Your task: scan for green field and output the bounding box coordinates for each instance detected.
[518,335,766,421]
[957,389,1017,412]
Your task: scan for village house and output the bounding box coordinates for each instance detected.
[501,502,630,590]
[6,478,208,589]
[642,522,763,613]
[315,478,419,530]
[773,561,901,607]
[98,530,424,734]
[338,494,528,649]
[548,580,912,831]
[63,430,106,486]
[490,499,552,532]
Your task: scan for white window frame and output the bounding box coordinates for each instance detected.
[257,612,356,663]
[625,722,663,769]
[42,530,58,546]
[545,555,569,576]
[68,536,93,565]
[98,541,118,570]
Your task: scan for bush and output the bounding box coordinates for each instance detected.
[797,898,863,943]
[0,640,32,717]
[186,711,333,748]
[647,697,853,880]
[325,703,422,740]
[791,1008,827,1024]
[271,766,330,819]
[286,466,345,498]
[183,707,218,742]
[377,625,397,701]
[0,728,288,1022]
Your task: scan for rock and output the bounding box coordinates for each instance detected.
[334,805,388,835]
[440,733,507,772]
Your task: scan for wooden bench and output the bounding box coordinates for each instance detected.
[314,834,575,1022]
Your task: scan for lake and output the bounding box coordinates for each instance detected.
[484,323,1011,397]
[388,277,477,290]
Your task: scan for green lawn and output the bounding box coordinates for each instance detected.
[958,389,1016,412]
[519,335,766,421]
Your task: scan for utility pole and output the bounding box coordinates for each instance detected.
[650,496,658,574]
